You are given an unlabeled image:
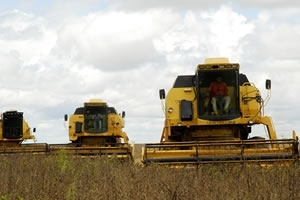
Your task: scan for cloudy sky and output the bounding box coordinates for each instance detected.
[0,0,299,144]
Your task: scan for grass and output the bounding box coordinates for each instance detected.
[0,152,299,200]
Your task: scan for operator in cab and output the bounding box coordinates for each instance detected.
[209,75,231,115]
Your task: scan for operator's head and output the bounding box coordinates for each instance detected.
[216,76,222,82]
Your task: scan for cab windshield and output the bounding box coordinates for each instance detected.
[196,69,240,120]
[84,106,108,133]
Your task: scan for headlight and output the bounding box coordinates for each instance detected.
[248,119,254,124]
[168,107,173,113]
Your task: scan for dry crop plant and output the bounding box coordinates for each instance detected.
[0,153,299,200]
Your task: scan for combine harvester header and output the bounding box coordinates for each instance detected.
[143,57,299,166]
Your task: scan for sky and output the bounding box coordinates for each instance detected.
[0,0,300,144]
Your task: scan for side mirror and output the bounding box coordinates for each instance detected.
[159,89,165,100]
[64,114,68,121]
[265,79,271,90]
[122,111,125,118]
[32,128,36,133]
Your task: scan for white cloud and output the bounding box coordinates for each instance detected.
[107,0,300,10]
[53,9,176,71]
[153,6,254,66]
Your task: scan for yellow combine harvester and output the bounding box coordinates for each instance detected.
[0,110,48,154]
[0,99,133,160]
[143,57,299,166]
[49,99,133,160]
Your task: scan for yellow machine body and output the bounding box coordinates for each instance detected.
[59,99,133,159]
[0,111,35,144]
[143,57,299,166]
[0,111,48,154]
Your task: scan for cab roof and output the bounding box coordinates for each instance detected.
[84,99,107,107]
[204,57,230,64]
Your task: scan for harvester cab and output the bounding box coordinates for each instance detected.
[59,99,133,159]
[143,57,299,166]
